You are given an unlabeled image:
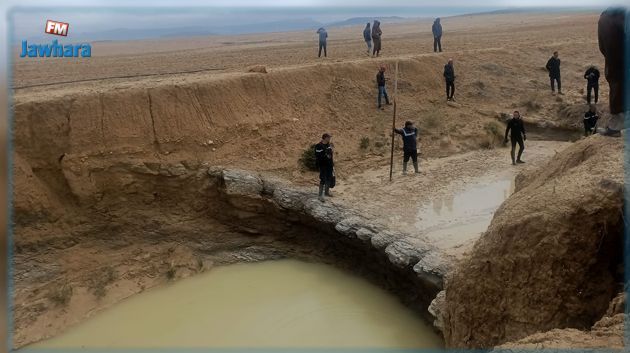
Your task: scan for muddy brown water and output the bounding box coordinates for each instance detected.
[416,174,515,252]
[32,260,443,349]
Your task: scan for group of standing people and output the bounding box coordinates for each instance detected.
[362,21,383,57]
[314,7,627,199]
[318,17,445,58]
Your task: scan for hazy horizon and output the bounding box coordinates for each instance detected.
[10,5,611,42]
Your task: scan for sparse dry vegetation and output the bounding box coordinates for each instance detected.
[88,266,117,299]
[48,282,73,307]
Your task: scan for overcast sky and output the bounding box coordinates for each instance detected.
[8,0,616,41]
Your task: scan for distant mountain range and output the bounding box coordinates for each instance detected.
[327,16,407,27]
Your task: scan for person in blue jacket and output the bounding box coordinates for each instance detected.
[394,121,420,174]
[317,27,328,58]
[363,22,372,55]
[432,18,443,52]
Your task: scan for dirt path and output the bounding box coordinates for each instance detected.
[334,140,571,261]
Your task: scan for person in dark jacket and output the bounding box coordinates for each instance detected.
[598,7,627,136]
[376,65,391,109]
[315,133,334,200]
[504,111,527,165]
[583,65,600,104]
[546,51,562,94]
[317,27,328,58]
[443,58,455,101]
[584,104,599,136]
[432,18,443,52]
[371,20,382,57]
[394,121,420,174]
[363,22,372,55]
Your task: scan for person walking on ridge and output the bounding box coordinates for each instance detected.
[371,20,382,57]
[444,58,455,101]
[432,18,443,52]
[376,65,391,109]
[363,22,372,55]
[317,27,328,58]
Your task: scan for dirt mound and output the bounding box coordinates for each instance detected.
[496,293,625,350]
[247,65,267,73]
[441,135,624,348]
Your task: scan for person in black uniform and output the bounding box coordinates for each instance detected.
[315,133,334,200]
[504,111,527,165]
[546,51,562,95]
[584,65,600,104]
[443,58,455,101]
[393,121,420,174]
[584,104,599,136]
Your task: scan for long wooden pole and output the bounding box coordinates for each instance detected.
[389,61,399,182]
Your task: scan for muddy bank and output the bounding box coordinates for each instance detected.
[12,157,449,348]
[438,135,625,349]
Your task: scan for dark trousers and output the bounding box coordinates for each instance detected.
[318,41,327,57]
[377,86,390,107]
[584,117,598,135]
[587,83,599,104]
[318,165,333,195]
[433,36,442,52]
[372,38,381,55]
[403,149,419,173]
[510,135,524,163]
[550,76,561,92]
[446,81,455,99]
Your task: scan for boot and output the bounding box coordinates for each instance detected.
[402,161,408,175]
[510,150,516,165]
[413,161,419,173]
[318,183,325,201]
[324,184,333,197]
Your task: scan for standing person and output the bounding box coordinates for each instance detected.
[584,104,599,136]
[443,58,455,101]
[394,121,420,174]
[363,22,372,55]
[376,65,391,110]
[315,133,334,201]
[598,7,627,137]
[371,20,382,57]
[546,51,562,95]
[317,27,328,58]
[583,65,600,104]
[504,111,527,165]
[432,18,443,52]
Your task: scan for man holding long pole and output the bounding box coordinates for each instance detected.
[393,121,420,174]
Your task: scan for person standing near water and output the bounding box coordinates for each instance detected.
[317,27,328,58]
[393,121,420,174]
[546,51,562,95]
[363,22,372,55]
[371,20,382,57]
[432,18,443,52]
[504,111,527,165]
[443,58,455,101]
[315,133,334,201]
